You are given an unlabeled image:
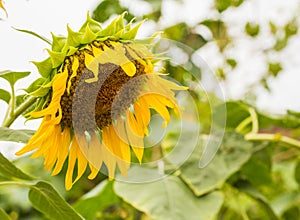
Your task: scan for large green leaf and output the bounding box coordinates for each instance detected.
[29,181,83,220]
[240,145,273,187]
[73,181,122,220]
[115,167,224,220]
[0,208,11,220]
[0,88,11,104]
[0,152,34,180]
[179,132,253,196]
[0,70,30,86]
[0,127,35,143]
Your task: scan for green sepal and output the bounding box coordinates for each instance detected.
[82,24,97,44]
[66,25,84,48]
[24,77,46,93]
[66,46,79,56]
[32,57,53,78]
[121,20,144,40]
[47,49,66,68]
[13,27,51,45]
[24,95,50,120]
[96,12,126,38]
[133,31,162,45]
[95,36,110,42]
[25,77,51,97]
[79,12,102,33]
[51,33,67,52]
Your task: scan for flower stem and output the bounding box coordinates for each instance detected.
[2,96,37,128]
[245,133,300,149]
[10,84,16,118]
[235,116,252,133]
[248,107,259,134]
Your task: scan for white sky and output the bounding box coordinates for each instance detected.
[0,0,299,134]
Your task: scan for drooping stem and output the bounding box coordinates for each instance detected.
[237,107,300,149]
[235,116,252,133]
[245,133,300,149]
[248,107,259,134]
[2,96,37,127]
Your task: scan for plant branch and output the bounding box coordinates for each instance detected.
[248,107,259,134]
[2,96,37,127]
[245,133,300,149]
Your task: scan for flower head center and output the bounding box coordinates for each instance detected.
[59,41,147,132]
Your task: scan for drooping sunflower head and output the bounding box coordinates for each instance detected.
[16,12,187,190]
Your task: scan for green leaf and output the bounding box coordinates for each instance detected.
[201,19,229,50]
[215,0,231,12]
[268,62,282,77]
[294,159,300,186]
[0,70,30,86]
[0,88,11,104]
[214,101,249,129]
[32,57,53,78]
[65,25,84,48]
[180,132,253,196]
[240,146,273,187]
[284,18,298,37]
[0,127,35,143]
[215,0,244,12]
[0,208,11,220]
[234,181,279,219]
[0,152,35,180]
[24,77,51,97]
[271,191,300,216]
[273,38,288,51]
[226,58,237,69]
[115,167,224,220]
[92,0,124,23]
[269,21,277,35]
[245,22,260,37]
[51,33,67,52]
[29,181,83,220]
[13,27,51,45]
[47,49,67,68]
[74,181,122,220]
[164,23,207,49]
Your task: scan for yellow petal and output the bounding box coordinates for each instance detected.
[15,119,50,155]
[125,110,144,162]
[141,95,170,126]
[44,126,61,170]
[116,118,131,163]
[87,131,103,171]
[52,128,70,176]
[65,139,77,190]
[102,127,117,179]
[121,62,136,77]
[88,164,99,180]
[134,101,150,135]
[0,0,7,17]
[66,137,88,190]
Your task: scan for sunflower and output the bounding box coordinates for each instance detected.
[16,13,187,190]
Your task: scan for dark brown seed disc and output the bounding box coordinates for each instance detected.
[59,41,147,132]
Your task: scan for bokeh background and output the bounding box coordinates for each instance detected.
[1,0,300,219]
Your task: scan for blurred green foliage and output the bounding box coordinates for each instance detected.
[1,0,300,219]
